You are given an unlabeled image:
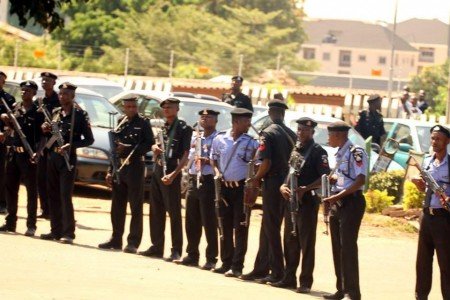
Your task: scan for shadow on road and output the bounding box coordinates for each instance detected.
[74,185,111,200]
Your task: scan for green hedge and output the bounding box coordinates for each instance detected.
[403,180,425,209]
[369,170,405,204]
[364,189,395,213]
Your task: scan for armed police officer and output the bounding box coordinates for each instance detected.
[222,76,253,112]
[322,121,367,300]
[139,98,192,262]
[99,96,153,254]
[0,81,44,236]
[210,108,258,278]
[276,117,330,293]
[0,70,15,214]
[175,109,220,270]
[411,125,450,300]
[35,71,60,219]
[354,94,386,146]
[40,82,94,244]
[240,100,296,284]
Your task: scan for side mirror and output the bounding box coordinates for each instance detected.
[399,143,413,152]
[371,143,381,154]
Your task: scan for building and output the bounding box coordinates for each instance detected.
[393,18,449,73]
[299,19,419,78]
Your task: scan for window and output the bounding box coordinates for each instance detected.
[339,50,351,67]
[358,55,366,62]
[378,56,386,65]
[419,47,435,63]
[303,48,316,60]
[338,70,350,74]
[322,52,330,61]
[391,124,413,146]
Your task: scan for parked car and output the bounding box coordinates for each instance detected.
[251,111,404,171]
[383,118,442,168]
[172,91,221,102]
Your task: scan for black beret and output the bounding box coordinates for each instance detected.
[268,100,288,110]
[58,82,77,91]
[122,95,138,102]
[40,72,58,80]
[231,107,253,118]
[232,76,244,83]
[0,71,6,78]
[160,97,180,107]
[198,109,220,116]
[367,94,381,102]
[430,125,450,138]
[20,80,38,91]
[296,117,317,128]
[327,121,351,132]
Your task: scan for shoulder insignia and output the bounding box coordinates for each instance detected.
[258,135,266,151]
[321,154,329,166]
[351,146,364,166]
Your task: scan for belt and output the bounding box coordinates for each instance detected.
[423,207,450,217]
[222,179,246,188]
[188,174,213,179]
[13,146,26,153]
[120,156,144,165]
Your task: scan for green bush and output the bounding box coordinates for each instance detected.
[369,170,405,204]
[364,189,395,213]
[403,180,425,209]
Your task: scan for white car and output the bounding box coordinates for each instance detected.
[251,111,404,171]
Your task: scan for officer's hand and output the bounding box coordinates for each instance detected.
[1,113,10,124]
[0,132,5,143]
[162,172,175,185]
[245,177,260,188]
[41,122,51,133]
[197,157,210,166]
[295,186,308,200]
[105,174,113,188]
[411,176,426,192]
[30,153,38,164]
[329,174,338,185]
[152,144,163,156]
[116,142,129,155]
[323,194,339,205]
[58,143,70,155]
[280,184,291,201]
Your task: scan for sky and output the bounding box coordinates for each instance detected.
[303,0,450,24]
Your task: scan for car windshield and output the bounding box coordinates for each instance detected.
[77,85,125,99]
[75,94,121,128]
[177,102,233,130]
[417,125,432,153]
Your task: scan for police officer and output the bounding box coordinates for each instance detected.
[240,100,296,284]
[35,71,60,219]
[40,82,94,244]
[139,98,192,262]
[99,96,154,253]
[322,121,367,300]
[222,76,253,112]
[0,71,16,214]
[0,81,44,235]
[411,125,450,300]
[276,117,331,293]
[175,109,220,270]
[354,94,386,145]
[210,107,258,277]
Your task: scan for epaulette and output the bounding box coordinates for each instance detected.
[217,130,226,135]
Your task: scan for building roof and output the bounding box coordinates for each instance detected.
[303,19,417,52]
[0,21,37,41]
[393,18,449,45]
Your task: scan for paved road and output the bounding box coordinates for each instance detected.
[0,186,442,299]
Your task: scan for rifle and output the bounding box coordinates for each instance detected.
[409,155,450,211]
[1,97,36,161]
[214,175,227,240]
[38,104,73,171]
[241,158,257,227]
[157,129,167,177]
[321,174,331,235]
[108,115,128,185]
[194,121,202,187]
[287,150,303,236]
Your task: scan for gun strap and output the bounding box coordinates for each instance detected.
[165,118,179,157]
[221,140,241,177]
[68,105,75,156]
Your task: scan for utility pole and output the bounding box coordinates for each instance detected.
[169,50,174,78]
[238,54,244,76]
[387,0,398,104]
[446,12,450,123]
[124,48,130,77]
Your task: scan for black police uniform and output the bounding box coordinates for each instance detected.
[148,117,192,257]
[249,119,296,281]
[2,101,44,231]
[35,90,60,217]
[223,92,253,112]
[0,88,15,212]
[107,114,153,249]
[44,103,94,240]
[283,138,330,289]
[182,112,219,267]
[355,95,385,145]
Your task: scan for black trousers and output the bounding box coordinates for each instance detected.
[0,144,6,209]
[110,159,145,247]
[329,193,365,300]
[415,210,450,300]
[220,182,248,271]
[185,174,218,263]
[5,152,37,229]
[283,193,319,287]
[252,175,285,277]
[47,152,77,239]
[149,164,183,254]
[37,149,50,214]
